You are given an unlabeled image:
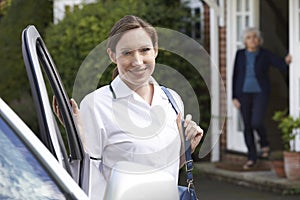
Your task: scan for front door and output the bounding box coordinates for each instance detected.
[226,0,259,153]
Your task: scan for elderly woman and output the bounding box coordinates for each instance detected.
[232,27,291,170]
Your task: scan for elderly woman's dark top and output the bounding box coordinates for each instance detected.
[232,47,288,100]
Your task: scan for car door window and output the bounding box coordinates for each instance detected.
[0,117,66,199]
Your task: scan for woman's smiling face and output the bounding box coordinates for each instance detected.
[108,28,158,89]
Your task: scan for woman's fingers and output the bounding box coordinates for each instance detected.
[176,113,203,152]
[52,96,58,115]
[185,120,197,140]
[52,96,64,125]
[176,113,183,134]
[52,96,86,150]
[176,113,204,153]
[70,98,80,115]
[285,54,292,65]
[184,114,203,140]
[184,114,192,127]
[233,99,240,109]
[183,114,204,153]
[69,99,85,150]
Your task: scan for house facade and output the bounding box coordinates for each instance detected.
[53,0,96,24]
[204,0,300,161]
[53,0,300,161]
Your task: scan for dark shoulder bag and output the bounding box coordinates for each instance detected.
[161,86,198,200]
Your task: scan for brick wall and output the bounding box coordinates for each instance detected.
[219,1,227,160]
[219,26,227,160]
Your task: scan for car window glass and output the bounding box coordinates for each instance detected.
[0,117,66,200]
[38,56,69,153]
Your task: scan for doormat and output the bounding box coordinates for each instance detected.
[215,161,272,172]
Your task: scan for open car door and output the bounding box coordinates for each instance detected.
[21,25,89,193]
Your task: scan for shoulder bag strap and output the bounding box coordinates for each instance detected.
[160,86,194,187]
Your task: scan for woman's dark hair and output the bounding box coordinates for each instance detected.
[107,15,158,79]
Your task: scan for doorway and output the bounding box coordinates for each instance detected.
[259,0,289,151]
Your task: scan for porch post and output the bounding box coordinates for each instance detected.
[289,0,300,151]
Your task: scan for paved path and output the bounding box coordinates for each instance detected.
[179,162,300,200]
[190,174,300,200]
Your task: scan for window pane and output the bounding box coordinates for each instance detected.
[245,16,250,28]
[195,8,201,40]
[237,0,242,12]
[0,118,66,199]
[245,0,250,11]
[237,16,243,42]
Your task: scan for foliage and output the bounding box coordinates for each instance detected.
[273,110,300,151]
[0,0,53,132]
[0,0,12,19]
[45,0,186,96]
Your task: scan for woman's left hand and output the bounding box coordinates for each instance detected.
[285,54,292,65]
[177,114,204,153]
[184,114,204,153]
[53,96,86,150]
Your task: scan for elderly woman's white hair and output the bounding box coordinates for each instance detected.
[242,27,263,46]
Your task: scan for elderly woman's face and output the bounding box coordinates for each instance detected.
[245,31,260,51]
[108,28,157,88]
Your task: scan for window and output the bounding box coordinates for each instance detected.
[0,117,65,199]
[182,1,204,43]
[65,5,71,14]
[236,0,251,48]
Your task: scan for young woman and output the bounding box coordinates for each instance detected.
[54,15,203,199]
[232,27,291,170]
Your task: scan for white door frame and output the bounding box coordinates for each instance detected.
[226,0,259,153]
[205,0,225,162]
[289,0,300,151]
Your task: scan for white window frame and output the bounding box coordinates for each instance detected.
[182,0,205,43]
[53,0,96,24]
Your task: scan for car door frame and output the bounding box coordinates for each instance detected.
[21,25,87,189]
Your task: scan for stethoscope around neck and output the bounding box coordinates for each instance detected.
[109,84,117,99]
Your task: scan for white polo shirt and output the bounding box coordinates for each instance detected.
[80,76,183,200]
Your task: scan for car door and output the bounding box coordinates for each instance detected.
[21,25,89,192]
[0,98,89,200]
